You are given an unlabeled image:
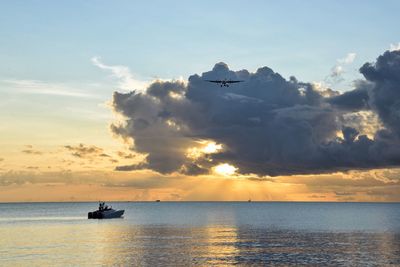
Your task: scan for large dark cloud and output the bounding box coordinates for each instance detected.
[111,51,400,176]
[360,51,400,135]
[327,86,370,111]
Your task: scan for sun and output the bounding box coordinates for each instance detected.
[213,163,237,176]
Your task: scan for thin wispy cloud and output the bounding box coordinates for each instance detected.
[64,143,104,159]
[91,56,148,91]
[338,53,357,64]
[21,149,43,155]
[323,52,357,89]
[330,52,357,78]
[1,79,97,98]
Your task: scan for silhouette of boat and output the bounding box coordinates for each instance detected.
[88,202,124,219]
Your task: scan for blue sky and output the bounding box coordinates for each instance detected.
[1,0,399,84]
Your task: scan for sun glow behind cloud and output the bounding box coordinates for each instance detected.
[213,163,237,176]
[186,141,223,159]
[202,142,223,154]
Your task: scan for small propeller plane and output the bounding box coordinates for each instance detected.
[205,78,244,87]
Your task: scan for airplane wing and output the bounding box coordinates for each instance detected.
[205,80,223,83]
[226,80,244,83]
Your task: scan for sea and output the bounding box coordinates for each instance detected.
[0,202,399,266]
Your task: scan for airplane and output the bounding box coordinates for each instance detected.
[205,78,244,87]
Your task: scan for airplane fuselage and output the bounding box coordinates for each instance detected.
[205,79,244,87]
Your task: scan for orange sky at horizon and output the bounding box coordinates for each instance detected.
[1,153,399,202]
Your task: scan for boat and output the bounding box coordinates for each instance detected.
[88,202,124,219]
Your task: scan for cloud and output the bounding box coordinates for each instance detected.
[116,151,136,159]
[64,144,104,158]
[366,187,400,196]
[338,53,357,64]
[327,86,370,111]
[115,163,146,171]
[389,42,400,51]
[26,166,39,170]
[0,169,175,190]
[91,56,148,91]
[0,170,72,186]
[330,65,344,78]
[1,79,96,98]
[340,111,383,139]
[110,51,400,176]
[359,51,400,135]
[334,191,356,196]
[0,168,398,201]
[276,171,399,188]
[103,173,174,189]
[309,194,326,199]
[325,52,357,86]
[21,149,43,155]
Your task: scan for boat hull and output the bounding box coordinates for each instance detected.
[88,209,124,219]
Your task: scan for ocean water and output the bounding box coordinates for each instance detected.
[0,202,399,266]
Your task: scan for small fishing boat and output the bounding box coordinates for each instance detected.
[88,202,124,219]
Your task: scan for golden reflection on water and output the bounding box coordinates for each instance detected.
[202,226,240,266]
[94,223,240,266]
[1,221,400,266]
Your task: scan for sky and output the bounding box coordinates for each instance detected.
[1,0,400,202]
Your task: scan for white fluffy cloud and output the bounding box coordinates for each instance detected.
[389,42,400,51]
